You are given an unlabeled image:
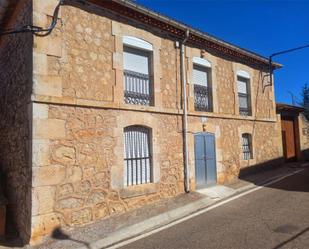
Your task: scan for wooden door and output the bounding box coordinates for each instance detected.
[281,118,296,161]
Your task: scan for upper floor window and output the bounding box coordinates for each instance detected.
[237,71,251,116]
[123,36,153,106]
[124,125,152,186]
[192,57,212,112]
[242,133,253,160]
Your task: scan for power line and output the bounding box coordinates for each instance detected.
[0,0,63,37]
[288,91,296,105]
[269,44,309,86]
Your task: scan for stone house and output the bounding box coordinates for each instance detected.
[0,0,284,245]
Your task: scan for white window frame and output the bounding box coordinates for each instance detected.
[193,57,211,68]
[237,70,251,116]
[237,70,250,79]
[123,36,153,51]
[192,57,213,112]
[123,36,154,106]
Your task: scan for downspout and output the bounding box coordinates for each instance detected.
[181,30,190,193]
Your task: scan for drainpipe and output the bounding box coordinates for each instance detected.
[181,30,190,193]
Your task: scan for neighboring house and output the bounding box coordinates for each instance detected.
[299,112,309,159]
[0,0,285,245]
[276,103,308,161]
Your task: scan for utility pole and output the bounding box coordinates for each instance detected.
[288,91,296,106]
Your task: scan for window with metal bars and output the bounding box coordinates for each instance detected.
[123,46,153,106]
[193,64,213,112]
[237,76,252,116]
[124,126,152,186]
[242,133,253,160]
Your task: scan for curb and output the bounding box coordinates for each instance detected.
[77,168,305,249]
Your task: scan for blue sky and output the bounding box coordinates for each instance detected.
[135,0,309,105]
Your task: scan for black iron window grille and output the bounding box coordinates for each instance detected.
[194,85,213,112]
[242,133,253,160]
[124,126,152,186]
[238,93,252,116]
[124,70,152,106]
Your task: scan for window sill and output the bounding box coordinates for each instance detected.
[240,158,256,168]
[194,109,213,113]
[119,183,158,199]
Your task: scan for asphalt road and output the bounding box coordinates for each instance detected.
[120,168,309,249]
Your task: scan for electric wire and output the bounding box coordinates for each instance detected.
[0,0,63,37]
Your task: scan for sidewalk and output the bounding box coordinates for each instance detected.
[3,162,308,249]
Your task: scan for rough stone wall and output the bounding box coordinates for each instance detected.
[253,122,282,162]
[215,57,236,115]
[31,104,184,242]
[252,70,275,119]
[160,39,181,109]
[213,56,275,119]
[61,7,115,102]
[33,4,114,104]
[157,115,184,197]
[0,0,32,242]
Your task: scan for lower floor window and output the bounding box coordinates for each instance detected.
[242,133,253,160]
[124,126,152,186]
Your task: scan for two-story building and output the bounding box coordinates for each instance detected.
[0,0,284,244]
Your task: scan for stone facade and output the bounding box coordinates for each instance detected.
[187,116,282,185]
[31,105,184,242]
[0,0,284,245]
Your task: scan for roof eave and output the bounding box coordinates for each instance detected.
[112,0,282,69]
[276,103,305,113]
[1,0,281,70]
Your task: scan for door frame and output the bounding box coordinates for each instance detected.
[281,116,300,162]
[276,104,304,162]
[194,132,217,189]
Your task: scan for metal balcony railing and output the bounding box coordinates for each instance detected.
[124,70,152,106]
[238,93,251,116]
[194,85,212,112]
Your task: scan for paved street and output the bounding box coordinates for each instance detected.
[120,168,309,249]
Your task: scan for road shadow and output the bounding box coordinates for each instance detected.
[0,227,92,248]
[0,237,23,248]
[51,227,91,249]
[238,154,309,193]
[272,226,309,249]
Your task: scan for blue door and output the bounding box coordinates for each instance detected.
[194,132,217,188]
